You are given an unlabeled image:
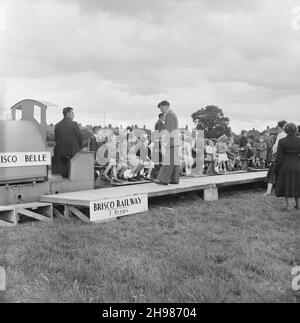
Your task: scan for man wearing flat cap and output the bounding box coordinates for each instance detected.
[155,101,180,185]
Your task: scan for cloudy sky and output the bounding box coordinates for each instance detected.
[0,0,299,132]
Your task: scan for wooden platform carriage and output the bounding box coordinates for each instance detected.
[0,99,268,227]
[40,171,267,224]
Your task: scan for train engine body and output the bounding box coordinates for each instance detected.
[0,120,48,185]
[0,99,94,206]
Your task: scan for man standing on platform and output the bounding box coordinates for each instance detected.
[54,107,83,178]
[154,101,180,185]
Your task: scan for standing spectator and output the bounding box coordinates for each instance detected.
[272,120,287,155]
[239,130,248,162]
[239,130,248,148]
[54,107,83,178]
[257,136,267,168]
[274,123,300,211]
[246,135,255,167]
[264,120,287,195]
[216,135,228,173]
[265,130,274,166]
[227,138,239,171]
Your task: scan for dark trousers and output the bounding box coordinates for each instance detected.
[58,156,71,178]
[266,148,272,166]
[157,146,180,185]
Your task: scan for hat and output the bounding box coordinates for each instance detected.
[157,100,170,108]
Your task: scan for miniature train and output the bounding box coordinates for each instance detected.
[0,99,95,206]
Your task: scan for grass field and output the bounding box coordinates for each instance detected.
[0,184,299,303]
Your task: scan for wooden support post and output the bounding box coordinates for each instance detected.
[68,206,90,223]
[203,186,218,201]
[17,208,52,223]
[39,205,53,220]
[53,206,66,220]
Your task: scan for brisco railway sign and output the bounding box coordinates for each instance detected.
[0,152,51,168]
[89,194,148,222]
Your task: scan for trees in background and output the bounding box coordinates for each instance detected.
[191,105,231,139]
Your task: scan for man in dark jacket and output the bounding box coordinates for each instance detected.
[54,107,83,177]
[155,101,180,185]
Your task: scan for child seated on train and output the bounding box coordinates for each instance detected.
[246,135,255,167]
[180,134,194,176]
[204,139,216,175]
[116,135,131,181]
[96,135,122,183]
[127,135,144,181]
[113,136,133,182]
[226,138,239,171]
[136,134,155,180]
[253,153,261,168]
[88,126,106,179]
[248,139,260,168]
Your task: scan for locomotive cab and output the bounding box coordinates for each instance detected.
[0,99,94,206]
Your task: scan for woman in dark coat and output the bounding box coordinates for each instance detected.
[274,123,300,211]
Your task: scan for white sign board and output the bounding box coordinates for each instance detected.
[0,152,51,168]
[89,194,148,222]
